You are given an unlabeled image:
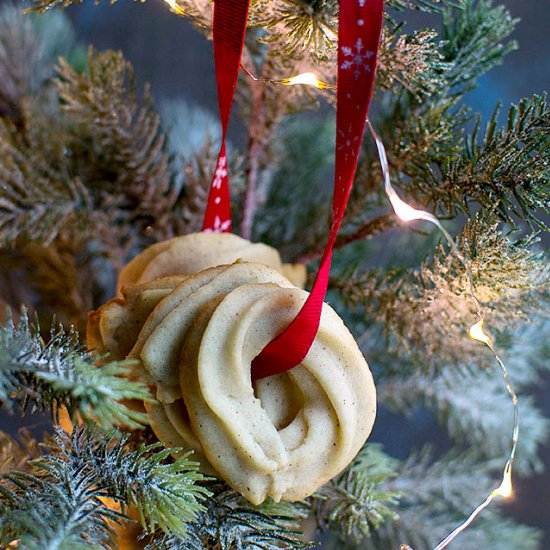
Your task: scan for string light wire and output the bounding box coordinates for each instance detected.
[223,57,522,548]
[155,14,522,539]
[366,119,519,550]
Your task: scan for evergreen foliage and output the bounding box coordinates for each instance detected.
[148,481,315,549]
[312,444,400,544]
[333,214,549,369]
[0,1,548,548]
[0,309,151,429]
[0,428,210,548]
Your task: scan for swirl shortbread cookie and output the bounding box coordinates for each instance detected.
[179,280,376,503]
[117,232,307,293]
[88,236,376,503]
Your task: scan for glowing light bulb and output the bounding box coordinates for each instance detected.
[282,72,321,87]
[495,464,514,498]
[162,0,185,15]
[280,72,334,89]
[389,192,425,221]
[386,187,438,225]
[469,320,492,346]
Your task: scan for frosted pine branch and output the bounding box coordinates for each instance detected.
[0,309,151,429]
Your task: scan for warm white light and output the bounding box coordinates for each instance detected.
[495,464,514,498]
[281,72,331,89]
[388,190,429,222]
[469,320,491,346]
[162,0,185,15]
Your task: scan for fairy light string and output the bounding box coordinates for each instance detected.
[239,67,520,548]
[367,119,519,550]
[239,64,336,90]
[159,0,520,539]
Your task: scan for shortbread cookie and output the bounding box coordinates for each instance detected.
[88,238,376,503]
[180,281,376,504]
[117,232,306,292]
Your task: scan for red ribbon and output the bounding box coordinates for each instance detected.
[203,0,384,379]
[202,0,250,233]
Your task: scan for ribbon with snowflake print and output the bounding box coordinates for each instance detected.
[201,0,384,377]
[251,0,384,379]
[202,0,249,233]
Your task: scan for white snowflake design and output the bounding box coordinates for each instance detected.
[204,215,231,233]
[212,156,228,189]
[340,38,374,79]
[337,124,360,162]
[358,0,366,6]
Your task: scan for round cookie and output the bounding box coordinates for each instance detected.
[117,232,306,293]
[179,280,376,504]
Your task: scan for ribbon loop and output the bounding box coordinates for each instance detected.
[251,0,384,380]
[202,0,250,233]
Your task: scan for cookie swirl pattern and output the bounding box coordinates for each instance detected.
[88,234,376,503]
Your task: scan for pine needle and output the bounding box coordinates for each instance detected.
[0,309,152,430]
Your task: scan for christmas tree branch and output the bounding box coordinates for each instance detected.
[44,428,210,537]
[0,7,74,116]
[55,48,175,233]
[146,480,314,549]
[0,109,92,248]
[0,461,121,549]
[374,450,543,549]
[0,427,210,547]
[312,444,400,545]
[332,214,550,369]
[0,309,151,430]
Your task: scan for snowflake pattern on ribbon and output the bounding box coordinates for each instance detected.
[204,215,231,233]
[212,156,228,189]
[340,38,374,79]
[337,124,360,162]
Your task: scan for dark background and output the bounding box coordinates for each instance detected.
[2,0,549,546]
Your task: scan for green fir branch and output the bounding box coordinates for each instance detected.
[373,450,543,549]
[44,428,210,537]
[0,427,210,548]
[0,7,74,115]
[440,0,518,94]
[377,29,448,97]
[147,480,315,549]
[0,309,151,429]
[252,0,338,63]
[0,457,121,549]
[389,94,550,228]
[55,48,175,230]
[332,214,550,369]
[312,444,400,545]
[0,109,92,248]
[450,95,549,228]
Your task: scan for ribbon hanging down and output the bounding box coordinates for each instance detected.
[251,0,385,380]
[202,0,250,233]
[201,0,384,379]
